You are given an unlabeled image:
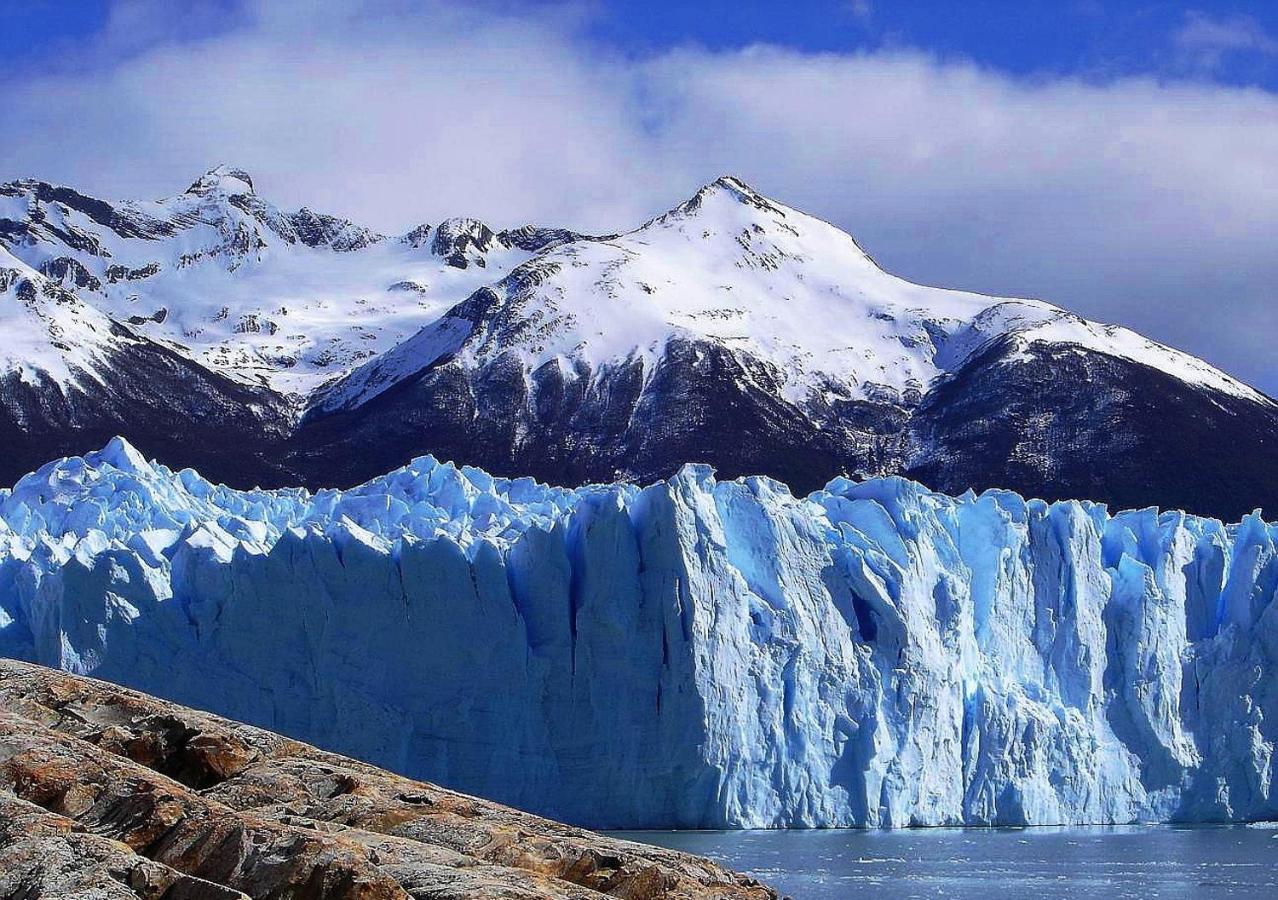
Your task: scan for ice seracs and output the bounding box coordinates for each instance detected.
[1,438,1275,829]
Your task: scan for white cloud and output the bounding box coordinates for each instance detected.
[0,1,667,230]
[1172,11,1278,78]
[1,0,1275,393]
[1175,11,1278,61]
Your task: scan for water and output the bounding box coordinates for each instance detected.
[612,824,1278,899]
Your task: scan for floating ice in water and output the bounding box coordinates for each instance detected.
[0,438,1276,829]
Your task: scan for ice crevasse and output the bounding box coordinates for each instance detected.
[0,436,1275,829]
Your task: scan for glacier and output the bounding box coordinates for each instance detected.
[0,437,1275,830]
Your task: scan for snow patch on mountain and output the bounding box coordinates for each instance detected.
[0,247,123,387]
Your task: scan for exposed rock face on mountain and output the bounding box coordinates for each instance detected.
[907,340,1278,517]
[1,167,1274,517]
[0,659,776,900]
[0,248,292,488]
[3,440,1277,830]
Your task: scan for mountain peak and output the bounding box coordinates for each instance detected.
[430,217,496,269]
[186,165,256,197]
[675,175,785,219]
[708,174,759,196]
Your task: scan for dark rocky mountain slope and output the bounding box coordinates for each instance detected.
[1,168,1273,518]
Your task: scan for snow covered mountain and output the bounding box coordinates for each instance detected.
[311,176,1258,413]
[0,166,572,394]
[2,167,1275,517]
[0,239,290,488]
[2,438,1276,829]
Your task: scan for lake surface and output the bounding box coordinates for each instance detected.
[612,824,1278,899]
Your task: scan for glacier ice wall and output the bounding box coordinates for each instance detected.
[0,437,1275,829]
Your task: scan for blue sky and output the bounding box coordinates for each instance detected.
[8,1,1278,86]
[1,1,1276,393]
[591,1,1278,87]
[0,2,111,61]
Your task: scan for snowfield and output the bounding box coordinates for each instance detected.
[1,437,1275,829]
[2,167,1263,406]
[0,167,551,395]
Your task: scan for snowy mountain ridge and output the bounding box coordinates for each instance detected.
[2,437,1276,829]
[1,167,1276,519]
[0,165,573,395]
[2,167,1262,405]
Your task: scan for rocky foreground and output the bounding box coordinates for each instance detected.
[0,660,776,900]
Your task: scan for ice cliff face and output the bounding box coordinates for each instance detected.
[0,438,1275,829]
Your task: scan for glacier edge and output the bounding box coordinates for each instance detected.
[0,438,1275,829]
